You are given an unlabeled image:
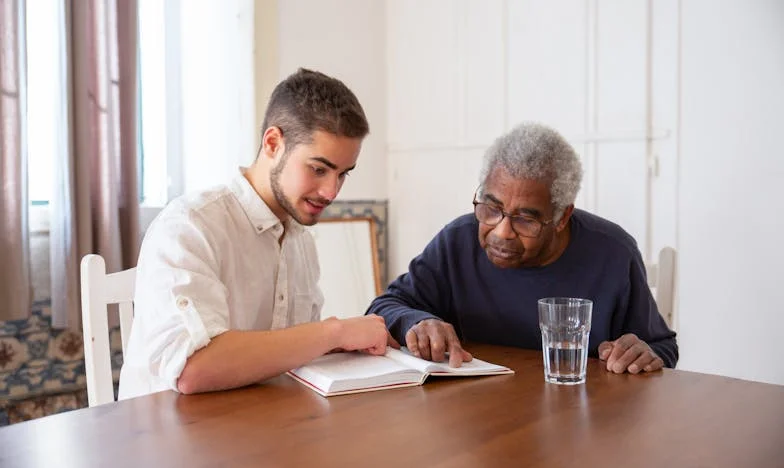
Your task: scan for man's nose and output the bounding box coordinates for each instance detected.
[318,175,340,201]
[492,216,517,240]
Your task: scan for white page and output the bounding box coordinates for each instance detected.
[385,347,512,375]
[303,352,412,381]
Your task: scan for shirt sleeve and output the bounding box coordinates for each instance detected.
[619,248,679,368]
[366,228,454,345]
[131,209,231,391]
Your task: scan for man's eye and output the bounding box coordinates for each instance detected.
[311,166,327,176]
[513,216,537,224]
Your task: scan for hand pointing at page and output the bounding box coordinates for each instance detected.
[405,319,473,368]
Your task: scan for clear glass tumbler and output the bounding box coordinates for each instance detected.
[538,297,593,385]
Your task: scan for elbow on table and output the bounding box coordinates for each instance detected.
[176,360,206,394]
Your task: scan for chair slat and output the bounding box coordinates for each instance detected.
[80,254,136,407]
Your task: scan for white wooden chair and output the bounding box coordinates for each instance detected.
[80,254,136,407]
[645,247,677,330]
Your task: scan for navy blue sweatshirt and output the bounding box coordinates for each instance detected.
[367,209,678,368]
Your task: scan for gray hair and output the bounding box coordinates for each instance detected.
[479,122,583,222]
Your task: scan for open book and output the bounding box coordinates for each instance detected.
[288,347,514,397]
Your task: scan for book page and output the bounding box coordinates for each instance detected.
[304,352,412,380]
[290,351,426,395]
[384,347,513,376]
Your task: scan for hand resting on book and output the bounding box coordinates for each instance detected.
[322,315,400,356]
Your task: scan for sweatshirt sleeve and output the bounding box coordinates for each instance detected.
[366,228,455,345]
[622,249,679,368]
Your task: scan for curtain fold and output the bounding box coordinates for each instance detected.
[0,0,31,322]
[50,0,140,329]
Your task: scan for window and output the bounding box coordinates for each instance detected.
[25,0,256,218]
[26,0,67,206]
[138,0,255,209]
[138,0,175,206]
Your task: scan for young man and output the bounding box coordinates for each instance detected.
[368,122,677,374]
[119,69,393,399]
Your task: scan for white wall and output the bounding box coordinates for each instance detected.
[180,0,256,193]
[385,0,679,280]
[677,0,784,385]
[276,0,388,201]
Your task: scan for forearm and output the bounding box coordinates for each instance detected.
[176,320,341,394]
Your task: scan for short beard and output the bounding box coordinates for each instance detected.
[270,154,318,226]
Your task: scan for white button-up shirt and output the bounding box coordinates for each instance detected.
[118,170,323,400]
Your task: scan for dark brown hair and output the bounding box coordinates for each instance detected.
[261,68,369,153]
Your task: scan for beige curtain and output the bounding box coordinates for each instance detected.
[50,0,140,329]
[0,0,31,322]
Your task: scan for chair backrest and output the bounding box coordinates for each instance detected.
[80,254,136,407]
[645,247,678,330]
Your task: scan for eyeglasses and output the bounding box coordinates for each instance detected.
[473,199,554,238]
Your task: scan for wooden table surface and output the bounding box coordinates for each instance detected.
[1,344,783,467]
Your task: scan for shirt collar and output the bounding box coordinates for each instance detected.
[229,167,304,235]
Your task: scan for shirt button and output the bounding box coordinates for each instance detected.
[278,294,285,302]
[176,297,190,309]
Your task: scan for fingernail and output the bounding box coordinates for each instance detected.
[644,365,652,372]
[613,363,624,373]
[629,364,639,373]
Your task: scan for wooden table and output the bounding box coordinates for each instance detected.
[1,345,783,467]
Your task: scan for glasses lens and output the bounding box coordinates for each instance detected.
[511,218,540,238]
[475,203,501,225]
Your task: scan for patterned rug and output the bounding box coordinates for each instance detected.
[0,301,123,426]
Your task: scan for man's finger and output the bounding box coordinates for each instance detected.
[606,334,638,371]
[367,342,388,355]
[643,356,665,372]
[405,329,420,357]
[611,343,646,373]
[416,328,433,361]
[628,352,656,374]
[598,341,613,361]
[427,326,450,363]
[446,335,467,368]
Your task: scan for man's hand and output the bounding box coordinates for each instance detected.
[598,333,664,374]
[405,319,472,368]
[326,315,398,356]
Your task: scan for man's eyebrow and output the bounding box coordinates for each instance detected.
[310,156,356,173]
[310,156,338,170]
[481,193,541,217]
[516,207,542,218]
[483,193,503,205]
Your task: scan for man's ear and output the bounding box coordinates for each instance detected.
[555,204,574,232]
[260,126,285,161]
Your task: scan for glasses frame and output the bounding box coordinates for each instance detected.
[472,191,554,238]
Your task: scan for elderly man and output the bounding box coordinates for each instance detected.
[368,122,677,374]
